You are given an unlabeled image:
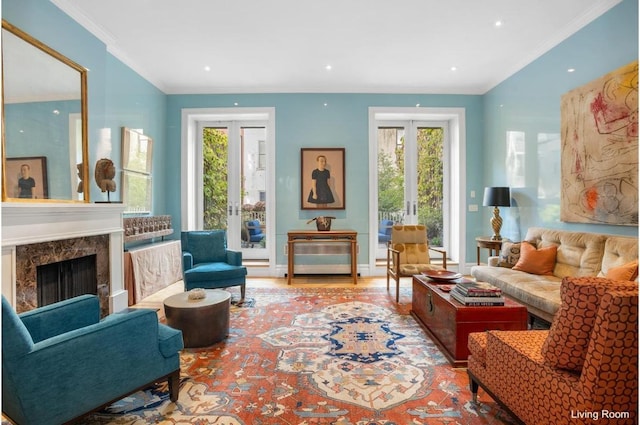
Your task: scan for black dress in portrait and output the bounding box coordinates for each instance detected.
[308,169,335,204]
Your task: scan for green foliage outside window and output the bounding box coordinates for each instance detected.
[378,152,404,214]
[203,126,443,246]
[417,128,444,246]
[203,128,228,230]
[378,128,444,247]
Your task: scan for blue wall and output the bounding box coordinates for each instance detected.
[5,100,79,198]
[3,0,638,268]
[166,93,483,264]
[4,0,167,206]
[103,55,168,208]
[483,0,639,240]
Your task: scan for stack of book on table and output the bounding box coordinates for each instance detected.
[450,281,504,306]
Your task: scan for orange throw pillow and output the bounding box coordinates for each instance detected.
[605,260,638,281]
[512,241,557,275]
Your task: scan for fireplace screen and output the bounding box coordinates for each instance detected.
[37,255,97,307]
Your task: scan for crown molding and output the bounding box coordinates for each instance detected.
[50,0,167,93]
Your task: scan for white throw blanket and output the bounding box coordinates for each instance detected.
[128,240,183,301]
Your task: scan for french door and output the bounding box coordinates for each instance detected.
[375,121,448,259]
[198,121,268,260]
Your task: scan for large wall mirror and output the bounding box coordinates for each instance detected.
[1,19,89,202]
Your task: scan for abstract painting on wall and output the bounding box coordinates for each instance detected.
[560,61,638,225]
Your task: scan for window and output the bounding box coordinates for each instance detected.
[369,107,466,271]
[122,127,153,213]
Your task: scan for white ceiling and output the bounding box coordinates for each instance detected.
[52,0,621,95]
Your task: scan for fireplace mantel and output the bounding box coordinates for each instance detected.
[1,202,128,313]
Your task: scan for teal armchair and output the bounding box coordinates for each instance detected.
[2,294,183,425]
[181,230,247,299]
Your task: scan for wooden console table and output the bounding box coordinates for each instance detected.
[287,230,358,285]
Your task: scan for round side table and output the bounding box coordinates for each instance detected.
[475,237,504,265]
[164,290,231,348]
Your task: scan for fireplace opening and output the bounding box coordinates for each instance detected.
[37,254,98,307]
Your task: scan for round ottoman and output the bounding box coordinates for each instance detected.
[163,290,231,348]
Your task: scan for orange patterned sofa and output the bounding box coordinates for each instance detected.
[467,276,638,425]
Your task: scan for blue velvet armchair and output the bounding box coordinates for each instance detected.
[181,230,247,299]
[2,294,183,425]
[245,220,265,246]
[378,219,394,243]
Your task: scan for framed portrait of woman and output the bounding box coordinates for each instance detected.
[301,148,345,210]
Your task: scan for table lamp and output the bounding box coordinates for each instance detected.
[483,187,511,240]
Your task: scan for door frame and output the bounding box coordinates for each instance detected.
[197,121,268,259]
[373,120,450,259]
[368,107,466,274]
[181,107,276,276]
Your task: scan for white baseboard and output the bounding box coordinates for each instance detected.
[109,290,129,313]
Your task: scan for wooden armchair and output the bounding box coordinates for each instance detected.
[387,224,447,302]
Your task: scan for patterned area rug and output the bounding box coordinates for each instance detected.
[73,288,517,423]
[231,295,256,308]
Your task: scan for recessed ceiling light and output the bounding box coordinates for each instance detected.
[415,103,421,107]
[451,66,457,71]
[323,103,328,107]
[325,64,332,71]
[567,68,576,73]
[234,102,239,106]
[495,20,503,27]
[204,66,211,72]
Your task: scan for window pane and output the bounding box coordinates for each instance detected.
[417,127,444,247]
[241,127,267,249]
[202,127,228,230]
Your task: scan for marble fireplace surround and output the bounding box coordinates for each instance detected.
[2,203,127,314]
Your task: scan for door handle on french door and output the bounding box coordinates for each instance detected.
[413,201,417,216]
[406,201,410,216]
[228,205,233,215]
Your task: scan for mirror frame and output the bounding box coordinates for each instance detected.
[1,19,90,202]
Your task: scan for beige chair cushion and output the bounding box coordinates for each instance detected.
[393,241,430,265]
[399,264,441,275]
[390,224,428,244]
[391,224,430,266]
[390,225,442,275]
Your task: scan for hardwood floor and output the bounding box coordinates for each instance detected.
[132,275,402,320]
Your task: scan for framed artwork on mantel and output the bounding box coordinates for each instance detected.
[301,148,345,210]
[5,156,48,200]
